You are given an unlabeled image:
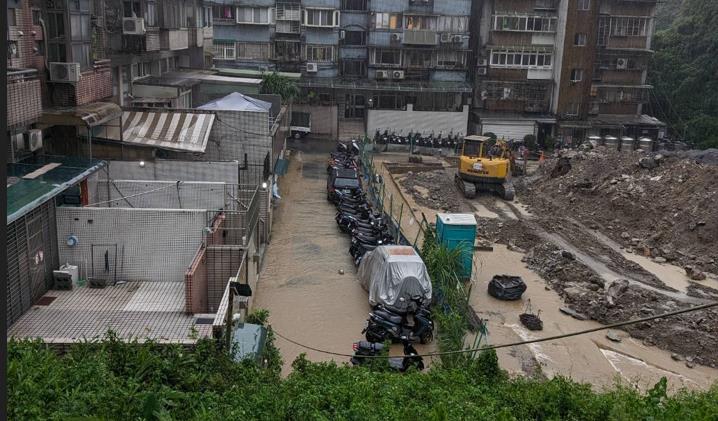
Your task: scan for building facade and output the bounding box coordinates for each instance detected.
[471,0,662,145]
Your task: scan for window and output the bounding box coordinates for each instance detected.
[577,0,590,11]
[8,41,20,59]
[372,94,405,110]
[32,9,42,25]
[34,40,45,55]
[145,1,157,26]
[237,7,271,24]
[437,16,467,33]
[237,43,271,60]
[566,102,580,116]
[437,51,467,68]
[570,69,583,82]
[342,0,367,11]
[574,33,587,46]
[405,15,436,30]
[8,8,17,26]
[342,30,366,46]
[404,50,433,68]
[213,5,234,20]
[493,15,557,32]
[342,59,366,77]
[201,6,212,27]
[46,11,67,62]
[124,0,141,18]
[303,9,339,27]
[373,12,401,29]
[371,49,401,66]
[305,45,334,62]
[274,40,301,61]
[490,49,552,69]
[212,41,236,60]
[611,17,649,37]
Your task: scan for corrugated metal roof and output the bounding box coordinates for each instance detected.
[121,111,215,153]
[7,155,106,225]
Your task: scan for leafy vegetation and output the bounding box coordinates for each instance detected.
[649,0,718,148]
[260,72,299,103]
[9,333,718,420]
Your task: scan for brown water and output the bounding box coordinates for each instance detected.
[254,150,436,376]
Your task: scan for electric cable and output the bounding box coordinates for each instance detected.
[269,301,718,359]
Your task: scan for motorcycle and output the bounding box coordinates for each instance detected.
[363,297,434,344]
[350,338,425,372]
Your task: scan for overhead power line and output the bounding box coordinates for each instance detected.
[270,301,718,359]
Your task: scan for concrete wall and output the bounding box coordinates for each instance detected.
[367,104,469,136]
[56,208,207,283]
[291,104,339,139]
[106,160,241,184]
[90,181,228,210]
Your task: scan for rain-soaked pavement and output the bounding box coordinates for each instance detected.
[254,140,435,375]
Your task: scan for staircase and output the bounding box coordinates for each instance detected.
[338,120,366,141]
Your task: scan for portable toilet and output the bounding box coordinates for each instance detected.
[436,213,477,281]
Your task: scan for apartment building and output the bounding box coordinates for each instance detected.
[211,0,473,139]
[471,0,663,145]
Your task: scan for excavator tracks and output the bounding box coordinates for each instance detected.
[455,173,477,199]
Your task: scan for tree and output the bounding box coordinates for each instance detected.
[649,0,718,148]
[260,72,299,103]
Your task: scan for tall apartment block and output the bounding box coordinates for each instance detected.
[211,0,474,139]
[471,0,663,145]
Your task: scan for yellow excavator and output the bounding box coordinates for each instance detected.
[455,135,515,201]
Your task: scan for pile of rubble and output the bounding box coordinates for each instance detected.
[518,148,718,273]
[398,168,466,213]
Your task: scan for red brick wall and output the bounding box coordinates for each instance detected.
[185,245,208,314]
[50,68,113,107]
[7,78,43,127]
[7,3,44,71]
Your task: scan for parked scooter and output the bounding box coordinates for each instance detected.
[350,338,425,372]
[363,297,434,344]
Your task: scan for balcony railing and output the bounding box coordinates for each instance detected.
[403,30,438,45]
[7,69,42,127]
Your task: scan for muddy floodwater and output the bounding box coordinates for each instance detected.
[254,146,436,375]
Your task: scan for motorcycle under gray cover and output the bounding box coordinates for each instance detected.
[358,246,432,312]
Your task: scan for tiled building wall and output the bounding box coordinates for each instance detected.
[7,79,43,127]
[106,160,241,184]
[56,208,207,283]
[51,68,113,107]
[7,3,44,71]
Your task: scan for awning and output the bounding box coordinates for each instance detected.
[121,110,215,153]
[274,158,289,176]
[41,102,122,127]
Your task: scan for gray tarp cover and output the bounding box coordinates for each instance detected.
[358,246,432,311]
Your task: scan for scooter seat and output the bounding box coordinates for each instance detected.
[374,309,403,324]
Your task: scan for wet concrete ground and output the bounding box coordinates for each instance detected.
[254,141,436,375]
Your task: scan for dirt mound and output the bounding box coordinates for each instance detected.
[398,168,466,213]
[518,148,718,272]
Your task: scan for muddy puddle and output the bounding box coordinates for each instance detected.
[469,243,718,392]
[255,150,436,376]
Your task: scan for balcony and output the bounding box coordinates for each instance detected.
[160,29,189,51]
[403,30,438,46]
[593,84,651,104]
[7,69,42,128]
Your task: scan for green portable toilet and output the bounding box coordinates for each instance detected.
[436,213,477,281]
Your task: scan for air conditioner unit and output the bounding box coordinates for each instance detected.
[616,58,628,70]
[478,58,488,67]
[376,70,389,80]
[392,70,405,80]
[477,67,488,76]
[306,62,318,73]
[391,33,402,42]
[49,62,81,83]
[26,129,43,152]
[122,17,146,35]
[339,30,346,40]
[440,33,452,43]
[13,133,25,152]
[452,35,463,43]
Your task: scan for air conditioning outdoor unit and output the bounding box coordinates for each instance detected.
[26,129,43,152]
[306,62,318,73]
[478,58,488,67]
[392,70,405,80]
[616,58,628,70]
[122,17,146,35]
[477,67,488,76]
[376,70,389,80]
[452,35,463,43]
[49,62,81,83]
[391,33,402,42]
[13,133,25,152]
[440,33,452,43]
